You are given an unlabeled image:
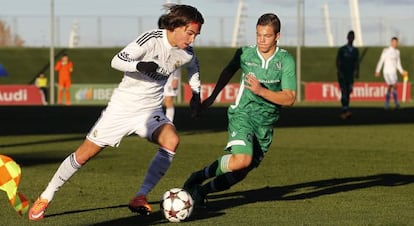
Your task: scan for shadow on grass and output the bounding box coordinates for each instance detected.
[45,202,224,225]
[44,173,413,225]
[0,135,84,148]
[206,173,414,210]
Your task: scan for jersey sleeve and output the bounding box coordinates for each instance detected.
[354,48,360,64]
[396,50,404,74]
[111,34,150,73]
[336,47,342,69]
[184,47,201,94]
[281,53,297,91]
[54,62,61,71]
[375,48,386,73]
[69,61,74,72]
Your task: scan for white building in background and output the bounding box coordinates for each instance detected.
[68,19,79,48]
[349,0,363,46]
[231,0,247,47]
[322,3,334,47]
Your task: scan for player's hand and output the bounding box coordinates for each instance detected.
[402,70,408,77]
[190,93,201,119]
[245,73,263,96]
[375,72,381,77]
[136,61,159,73]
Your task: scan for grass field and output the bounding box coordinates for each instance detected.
[1,122,413,225]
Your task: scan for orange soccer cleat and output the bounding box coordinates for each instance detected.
[28,198,49,221]
[128,195,152,216]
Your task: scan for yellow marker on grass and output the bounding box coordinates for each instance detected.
[0,155,29,215]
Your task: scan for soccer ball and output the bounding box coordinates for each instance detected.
[161,188,194,222]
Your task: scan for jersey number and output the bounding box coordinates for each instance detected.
[153,115,165,122]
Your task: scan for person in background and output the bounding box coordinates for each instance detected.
[35,73,48,105]
[336,30,359,119]
[375,37,408,109]
[55,54,74,105]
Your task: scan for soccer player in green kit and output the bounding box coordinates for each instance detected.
[183,13,296,206]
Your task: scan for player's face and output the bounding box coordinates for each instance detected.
[347,33,355,43]
[170,23,201,49]
[256,25,279,55]
[391,39,398,48]
[61,56,69,63]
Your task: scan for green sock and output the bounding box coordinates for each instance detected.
[203,169,250,195]
[208,154,231,177]
[202,173,235,194]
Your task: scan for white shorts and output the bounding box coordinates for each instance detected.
[87,107,172,147]
[383,72,398,85]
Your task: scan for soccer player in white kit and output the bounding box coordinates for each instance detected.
[29,4,204,220]
[375,37,408,109]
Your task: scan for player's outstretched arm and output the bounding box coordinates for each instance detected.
[111,37,148,72]
[201,65,238,109]
[201,48,241,109]
[375,49,386,76]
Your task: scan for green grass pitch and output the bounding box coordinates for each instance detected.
[1,123,413,225]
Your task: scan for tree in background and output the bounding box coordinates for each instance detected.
[0,20,24,47]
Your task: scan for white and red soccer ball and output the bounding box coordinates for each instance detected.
[161,188,194,222]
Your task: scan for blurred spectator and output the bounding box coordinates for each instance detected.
[375,37,408,109]
[336,30,359,119]
[55,54,73,105]
[35,73,48,105]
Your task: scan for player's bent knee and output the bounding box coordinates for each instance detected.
[163,134,180,151]
[74,139,103,165]
[154,124,180,151]
[230,154,252,171]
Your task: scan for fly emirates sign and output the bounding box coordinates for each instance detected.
[184,82,411,103]
[184,83,240,103]
[305,82,411,102]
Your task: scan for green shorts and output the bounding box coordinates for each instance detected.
[225,111,273,168]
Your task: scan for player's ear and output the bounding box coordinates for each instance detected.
[275,32,280,42]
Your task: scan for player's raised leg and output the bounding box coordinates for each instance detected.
[184,154,254,207]
[29,140,103,220]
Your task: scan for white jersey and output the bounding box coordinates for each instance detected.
[111,29,200,112]
[87,29,201,146]
[375,46,404,75]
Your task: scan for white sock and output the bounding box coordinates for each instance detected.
[137,148,175,196]
[40,153,81,201]
[165,107,175,122]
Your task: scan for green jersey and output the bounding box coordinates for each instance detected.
[227,45,297,126]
